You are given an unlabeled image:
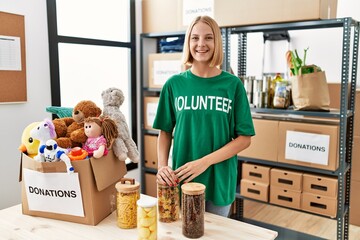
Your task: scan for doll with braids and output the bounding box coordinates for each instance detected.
[83,116,118,158]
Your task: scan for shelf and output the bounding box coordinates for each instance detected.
[237,157,350,177]
[235,193,338,220]
[250,107,346,119]
[141,31,185,38]
[230,18,358,34]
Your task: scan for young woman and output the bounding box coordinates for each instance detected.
[153,15,255,217]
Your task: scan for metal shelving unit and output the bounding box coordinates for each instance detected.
[226,18,360,240]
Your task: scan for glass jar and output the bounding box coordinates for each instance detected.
[137,196,157,240]
[273,81,291,109]
[157,183,179,222]
[115,178,140,229]
[181,182,206,239]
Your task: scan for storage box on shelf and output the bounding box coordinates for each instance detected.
[142,0,338,33]
[148,53,184,89]
[242,163,271,184]
[240,179,269,202]
[278,121,339,171]
[270,186,301,210]
[143,96,159,130]
[238,119,279,162]
[270,168,303,191]
[144,135,158,169]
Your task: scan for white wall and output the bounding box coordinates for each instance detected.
[0,0,359,210]
[0,0,52,209]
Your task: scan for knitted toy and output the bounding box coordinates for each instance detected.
[83,116,118,158]
[101,87,140,163]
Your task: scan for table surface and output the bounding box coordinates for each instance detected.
[0,204,278,240]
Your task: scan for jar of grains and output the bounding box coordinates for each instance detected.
[115,178,140,229]
[157,183,180,222]
[181,182,206,238]
[137,196,157,240]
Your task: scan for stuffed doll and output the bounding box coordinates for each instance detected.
[83,116,118,159]
[101,87,140,163]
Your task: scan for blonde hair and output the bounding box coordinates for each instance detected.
[84,116,118,148]
[182,15,223,68]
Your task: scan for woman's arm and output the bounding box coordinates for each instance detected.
[156,130,178,186]
[175,135,251,183]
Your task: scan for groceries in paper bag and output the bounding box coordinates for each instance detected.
[286,48,330,111]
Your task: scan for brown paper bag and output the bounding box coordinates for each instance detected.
[291,69,330,111]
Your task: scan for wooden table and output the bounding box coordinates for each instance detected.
[0,204,277,240]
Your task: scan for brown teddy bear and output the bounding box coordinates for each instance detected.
[54,100,102,148]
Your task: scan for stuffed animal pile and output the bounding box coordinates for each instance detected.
[19,88,140,172]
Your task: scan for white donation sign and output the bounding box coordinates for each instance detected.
[285,130,330,165]
[23,168,84,217]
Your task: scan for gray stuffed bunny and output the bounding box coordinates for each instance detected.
[101,87,140,163]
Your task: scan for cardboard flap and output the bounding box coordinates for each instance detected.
[20,153,68,181]
[90,150,127,192]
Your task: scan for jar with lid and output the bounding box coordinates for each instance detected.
[137,196,157,240]
[158,183,179,222]
[273,81,291,109]
[181,182,206,239]
[115,178,140,229]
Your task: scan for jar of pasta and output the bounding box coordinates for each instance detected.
[115,178,140,229]
[157,183,179,222]
[181,182,206,238]
[137,196,157,240]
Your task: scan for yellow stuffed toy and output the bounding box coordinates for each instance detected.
[19,122,41,158]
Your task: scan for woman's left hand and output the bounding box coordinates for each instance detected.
[174,158,210,183]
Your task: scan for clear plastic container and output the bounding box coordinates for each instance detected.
[137,196,157,240]
[115,178,140,229]
[157,183,179,222]
[181,182,206,238]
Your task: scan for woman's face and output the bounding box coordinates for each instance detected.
[189,21,215,64]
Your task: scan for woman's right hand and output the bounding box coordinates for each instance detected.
[157,166,179,186]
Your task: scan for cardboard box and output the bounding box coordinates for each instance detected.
[143,96,159,130]
[148,53,185,89]
[242,163,271,184]
[144,134,158,169]
[350,180,360,226]
[352,136,360,181]
[240,179,269,202]
[142,0,337,33]
[238,119,278,162]
[301,192,337,218]
[145,173,157,198]
[20,150,127,225]
[328,84,360,136]
[142,0,182,33]
[270,186,301,210]
[303,173,338,198]
[270,168,303,191]
[278,121,339,171]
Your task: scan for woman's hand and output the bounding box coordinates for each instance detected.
[174,158,210,183]
[157,166,178,186]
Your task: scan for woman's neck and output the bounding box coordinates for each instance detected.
[190,62,221,78]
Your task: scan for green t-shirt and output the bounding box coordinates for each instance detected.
[153,70,255,205]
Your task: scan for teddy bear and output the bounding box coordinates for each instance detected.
[101,87,140,163]
[54,100,102,149]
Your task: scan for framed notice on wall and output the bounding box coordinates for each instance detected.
[0,11,27,103]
